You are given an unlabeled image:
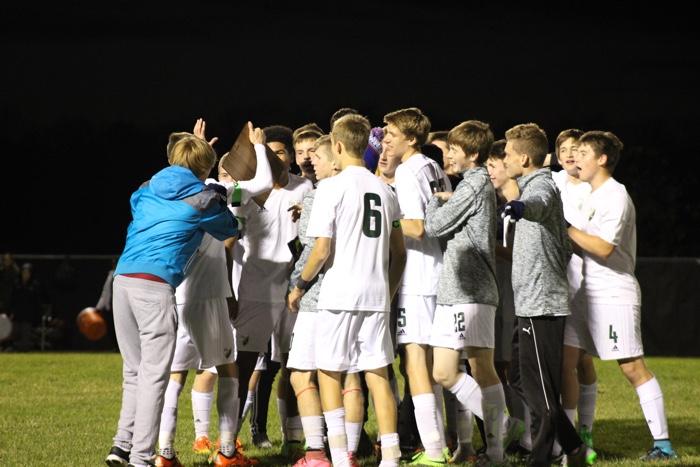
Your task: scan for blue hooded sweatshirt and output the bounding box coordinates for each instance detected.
[115,165,238,287]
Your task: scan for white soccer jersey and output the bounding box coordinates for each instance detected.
[232,173,313,303]
[394,154,451,296]
[552,170,592,294]
[306,166,401,312]
[581,177,641,305]
[176,233,231,304]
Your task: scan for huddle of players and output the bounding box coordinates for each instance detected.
[105,109,677,467]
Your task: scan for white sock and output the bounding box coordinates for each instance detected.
[432,384,448,450]
[287,415,304,442]
[379,432,400,467]
[240,390,255,424]
[324,407,349,467]
[636,377,669,440]
[448,373,483,419]
[482,383,506,462]
[456,401,474,445]
[277,398,288,441]
[192,389,214,438]
[158,379,183,457]
[578,383,597,431]
[301,415,325,450]
[345,421,362,454]
[521,402,532,451]
[217,377,240,456]
[413,393,444,459]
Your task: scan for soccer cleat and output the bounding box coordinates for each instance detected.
[579,426,594,449]
[449,442,476,463]
[406,450,448,465]
[252,432,273,449]
[640,446,678,461]
[473,452,511,467]
[105,446,130,467]
[292,451,332,467]
[502,417,525,450]
[155,455,183,467]
[211,450,259,466]
[193,435,214,455]
[566,445,597,467]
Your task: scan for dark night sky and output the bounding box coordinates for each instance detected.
[1,1,698,256]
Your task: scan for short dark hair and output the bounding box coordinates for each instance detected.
[579,130,624,173]
[421,143,444,169]
[330,108,360,131]
[263,125,294,158]
[489,139,507,160]
[427,131,448,144]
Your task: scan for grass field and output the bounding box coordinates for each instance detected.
[0,353,698,466]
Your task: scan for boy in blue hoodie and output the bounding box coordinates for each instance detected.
[105,132,238,467]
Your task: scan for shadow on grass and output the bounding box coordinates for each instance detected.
[591,417,699,462]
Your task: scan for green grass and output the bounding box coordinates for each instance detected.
[0,353,698,466]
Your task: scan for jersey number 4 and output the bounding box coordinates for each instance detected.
[363,193,382,238]
[608,325,618,343]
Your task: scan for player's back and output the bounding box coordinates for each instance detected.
[307,166,400,312]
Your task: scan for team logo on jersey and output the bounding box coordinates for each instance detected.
[397,329,406,335]
[240,335,249,346]
[224,348,232,359]
[522,327,532,335]
[458,333,465,339]
[612,345,619,352]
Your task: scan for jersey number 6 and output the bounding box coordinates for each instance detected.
[362,193,382,238]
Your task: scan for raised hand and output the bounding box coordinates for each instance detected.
[247,121,266,145]
[193,117,219,147]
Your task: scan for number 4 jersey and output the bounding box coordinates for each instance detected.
[306,165,401,312]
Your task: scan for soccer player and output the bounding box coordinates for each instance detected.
[425,120,509,467]
[551,129,599,456]
[293,123,324,185]
[154,122,272,467]
[288,114,406,467]
[105,130,238,467]
[383,107,451,465]
[569,131,677,461]
[231,124,313,453]
[287,135,365,466]
[502,123,593,467]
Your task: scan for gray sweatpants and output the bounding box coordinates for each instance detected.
[111,275,178,466]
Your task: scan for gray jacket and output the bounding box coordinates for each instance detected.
[511,168,571,317]
[289,190,323,312]
[425,166,498,307]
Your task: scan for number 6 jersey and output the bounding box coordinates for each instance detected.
[306,165,401,312]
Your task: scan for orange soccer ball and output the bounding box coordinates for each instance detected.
[77,307,106,341]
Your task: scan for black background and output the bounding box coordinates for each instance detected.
[2,1,698,256]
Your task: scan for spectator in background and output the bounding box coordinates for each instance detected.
[0,253,20,312]
[96,257,118,351]
[11,262,51,351]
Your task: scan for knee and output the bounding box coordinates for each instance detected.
[290,370,313,393]
[432,366,455,388]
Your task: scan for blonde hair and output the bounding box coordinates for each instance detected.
[331,114,371,158]
[166,132,191,159]
[383,107,431,148]
[168,134,216,179]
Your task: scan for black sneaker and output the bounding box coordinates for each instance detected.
[252,432,273,449]
[105,446,130,466]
